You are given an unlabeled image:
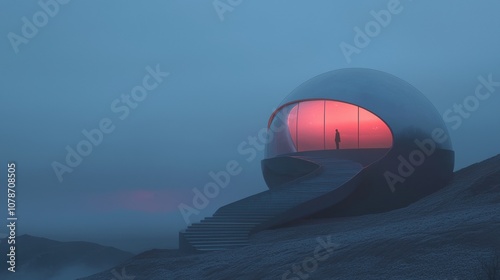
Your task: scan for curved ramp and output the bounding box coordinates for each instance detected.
[179,156,364,252]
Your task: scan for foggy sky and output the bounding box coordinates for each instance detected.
[1,0,499,253]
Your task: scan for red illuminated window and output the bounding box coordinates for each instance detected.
[297,101,325,151]
[286,100,392,152]
[359,108,393,148]
[287,104,298,148]
[325,101,359,150]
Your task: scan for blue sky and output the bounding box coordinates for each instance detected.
[0,0,499,252]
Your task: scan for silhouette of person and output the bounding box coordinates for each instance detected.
[335,129,341,150]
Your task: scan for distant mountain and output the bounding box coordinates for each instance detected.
[0,235,133,280]
[83,154,500,280]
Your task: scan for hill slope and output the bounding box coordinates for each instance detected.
[0,235,134,280]
[83,155,500,280]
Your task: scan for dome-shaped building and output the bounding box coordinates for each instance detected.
[180,69,455,252]
[262,68,455,215]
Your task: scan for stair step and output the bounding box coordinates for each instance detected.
[183,236,248,240]
[179,156,363,252]
[193,244,250,249]
[188,241,248,245]
[205,216,268,219]
[182,232,248,236]
[186,228,251,232]
[189,224,256,228]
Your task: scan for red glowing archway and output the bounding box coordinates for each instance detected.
[286,100,392,152]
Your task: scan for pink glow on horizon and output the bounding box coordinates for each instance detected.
[86,189,189,213]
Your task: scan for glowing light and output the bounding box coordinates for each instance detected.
[359,107,393,148]
[285,100,392,151]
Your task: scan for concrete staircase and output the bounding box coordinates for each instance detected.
[179,156,363,252]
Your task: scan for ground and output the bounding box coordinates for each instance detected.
[82,155,500,280]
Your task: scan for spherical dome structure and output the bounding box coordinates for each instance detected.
[262,68,455,216]
[180,68,457,252]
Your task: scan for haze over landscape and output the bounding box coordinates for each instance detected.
[0,0,499,255]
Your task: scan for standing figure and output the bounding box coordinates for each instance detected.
[335,129,341,150]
